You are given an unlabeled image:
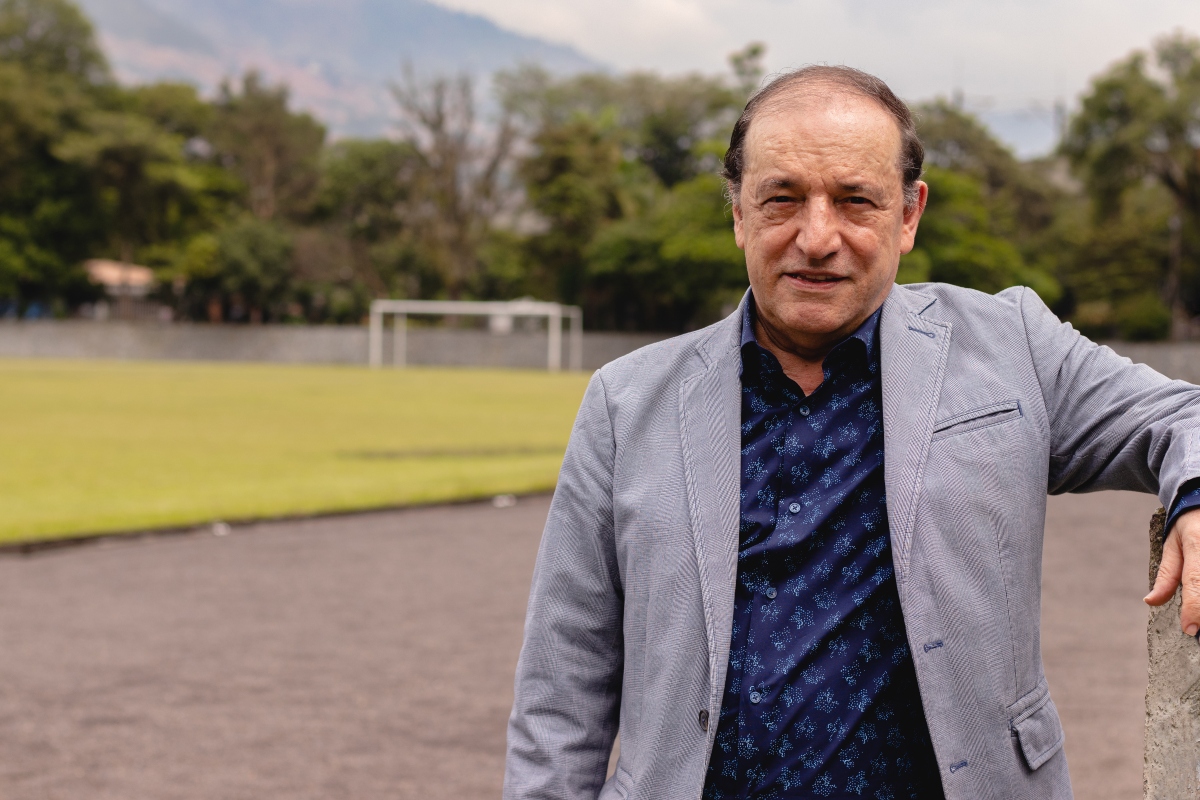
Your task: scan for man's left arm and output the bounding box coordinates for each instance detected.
[1017,287,1200,634]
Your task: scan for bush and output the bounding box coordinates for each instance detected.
[1116,293,1171,341]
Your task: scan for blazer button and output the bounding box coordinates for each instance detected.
[698,709,709,732]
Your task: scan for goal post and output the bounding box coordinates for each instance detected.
[368,298,584,372]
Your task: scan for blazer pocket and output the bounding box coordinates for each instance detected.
[932,400,1022,441]
[1008,679,1065,771]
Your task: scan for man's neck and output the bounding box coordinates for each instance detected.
[752,318,831,396]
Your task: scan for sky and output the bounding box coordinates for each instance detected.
[430,0,1200,156]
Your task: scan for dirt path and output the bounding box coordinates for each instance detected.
[0,491,1161,799]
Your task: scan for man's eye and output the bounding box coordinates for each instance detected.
[845,196,870,205]
[767,196,795,204]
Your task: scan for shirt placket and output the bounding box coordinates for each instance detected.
[749,381,826,795]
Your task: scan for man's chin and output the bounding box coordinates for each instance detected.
[768,306,853,343]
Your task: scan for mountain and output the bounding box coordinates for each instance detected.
[75,0,600,135]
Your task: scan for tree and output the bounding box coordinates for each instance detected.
[1062,32,1200,336]
[519,115,624,303]
[0,0,110,309]
[901,102,1062,306]
[53,110,214,264]
[313,138,430,299]
[128,82,214,140]
[209,72,326,222]
[901,165,1060,302]
[0,0,108,86]
[500,50,752,327]
[728,42,766,99]
[173,217,294,323]
[391,69,516,299]
[501,64,740,189]
[585,172,746,330]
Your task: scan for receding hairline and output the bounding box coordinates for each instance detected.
[753,75,902,118]
[742,81,906,150]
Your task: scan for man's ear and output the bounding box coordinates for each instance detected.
[732,197,746,251]
[898,181,928,255]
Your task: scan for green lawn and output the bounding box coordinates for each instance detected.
[0,359,590,544]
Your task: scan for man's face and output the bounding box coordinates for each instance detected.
[733,89,927,355]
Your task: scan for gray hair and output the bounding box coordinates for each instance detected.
[723,65,925,209]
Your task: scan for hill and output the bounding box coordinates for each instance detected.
[74,0,600,135]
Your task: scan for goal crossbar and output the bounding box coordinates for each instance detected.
[368,299,583,371]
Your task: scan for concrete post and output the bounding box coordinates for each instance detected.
[1144,507,1200,798]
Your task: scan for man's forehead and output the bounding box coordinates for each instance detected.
[742,87,902,173]
[750,85,900,140]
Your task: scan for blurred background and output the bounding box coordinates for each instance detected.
[0,2,1198,798]
[4,0,1200,339]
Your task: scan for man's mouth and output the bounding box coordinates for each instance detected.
[784,272,846,287]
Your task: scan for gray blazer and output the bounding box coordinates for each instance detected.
[505,283,1200,800]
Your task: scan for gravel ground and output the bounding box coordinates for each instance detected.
[0,490,1162,799]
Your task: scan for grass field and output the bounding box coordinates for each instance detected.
[0,359,591,544]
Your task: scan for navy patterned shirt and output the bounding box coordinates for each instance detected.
[703,299,945,800]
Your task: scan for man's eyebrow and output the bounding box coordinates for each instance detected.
[755,177,798,194]
[837,180,890,197]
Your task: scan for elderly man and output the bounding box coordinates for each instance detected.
[504,65,1200,800]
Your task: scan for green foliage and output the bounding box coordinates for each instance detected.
[520,115,624,302]
[0,215,59,297]
[311,138,433,302]
[906,165,1061,304]
[0,0,108,86]
[1116,292,1172,340]
[316,139,416,243]
[53,110,208,261]
[502,59,747,329]
[502,64,740,189]
[209,72,326,222]
[1061,32,1200,328]
[586,174,745,329]
[172,217,294,322]
[905,103,1062,306]
[127,82,214,138]
[0,0,108,308]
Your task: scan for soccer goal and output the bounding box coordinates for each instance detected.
[368,298,584,371]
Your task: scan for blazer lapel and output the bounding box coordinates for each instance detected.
[880,285,952,584]
[678,311,742,711]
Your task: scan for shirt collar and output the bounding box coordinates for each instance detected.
[740,292,882,368]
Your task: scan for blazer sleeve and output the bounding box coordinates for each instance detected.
[504,370,623,800]
[1019,286,1200,509]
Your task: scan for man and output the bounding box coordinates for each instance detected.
[504,65,1200,800]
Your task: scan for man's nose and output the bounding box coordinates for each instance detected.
[793,197,841,261]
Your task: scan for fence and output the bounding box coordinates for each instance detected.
[5,321,1200,380]
[0,320,664,372]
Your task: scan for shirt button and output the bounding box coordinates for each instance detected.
[698,709,709,732]
[749,691,762,704]
[798,406,810,417]
[765,587,777,599]
[789,502,801,514]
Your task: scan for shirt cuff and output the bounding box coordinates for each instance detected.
[1166,479,1200,536]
